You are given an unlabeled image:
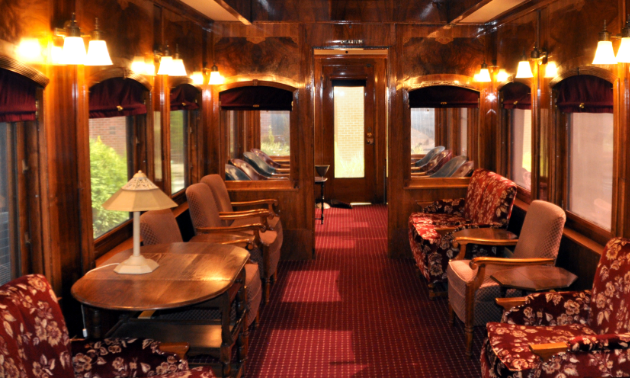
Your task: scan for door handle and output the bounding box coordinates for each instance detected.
[366,138,374,145]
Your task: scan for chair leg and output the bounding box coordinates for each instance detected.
[465,325,474,358]
[255,312,260,328]
[262,278,270,304]
[464,283,477,358]
[448,303,455,325]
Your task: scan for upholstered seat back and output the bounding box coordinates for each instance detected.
[140,209,183,245]
[186,183,224,232]
[201,174,234,213]
[231,159,268,180]
[512,200,565,260]
[0,274,74,378]
[463,169,517,227]
[415,146,445,167]
[225,164,250,181]
[588,238,630,334]
[244,152,275,176]
[430,155,467,177]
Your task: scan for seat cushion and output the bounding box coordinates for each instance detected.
[447,260,519,326]
[245,263,262,327]
[230,218,281,278]
[409,213,468,242]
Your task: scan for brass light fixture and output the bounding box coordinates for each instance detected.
[55,14,112,66]
[593,20,618,65]
[170,44,188,77]
[515,49,533,79]
[208,31,224,85]
[475,60,491,83]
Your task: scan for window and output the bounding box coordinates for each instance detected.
[154,111,162,182]
[411,108,435,155]
[170,110,187,194]
[511,109,532,191]
[568,113,613,230]
[460,109,468,156]
[260,111,290,157]
[334,86,364,178]
[89,117,132,238]
[0,123,15,285]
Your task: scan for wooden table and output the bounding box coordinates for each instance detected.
[72,242,250,377]
[491,265,578,296]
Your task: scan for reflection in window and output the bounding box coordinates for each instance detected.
[89,117,131,238]
[511,109,532,191]
[260,111,290,157]
[569,113,613,230]
[0,123,14,285]
[411,108,435,155]
[154,111,162,182]
[460,109,468,156]
[170,110,187,194]
[334,86,364,178]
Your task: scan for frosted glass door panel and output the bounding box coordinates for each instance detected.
[334,86,365,178]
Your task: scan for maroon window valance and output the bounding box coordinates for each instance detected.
[0,69,38,123]
[220,86,293,111]
[502,82,531,110]
[556,75,613,114]
[170,84,199,111]
[409,85,479,108]
[89,78,147,118]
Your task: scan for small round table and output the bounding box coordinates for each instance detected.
[491,265,578,297]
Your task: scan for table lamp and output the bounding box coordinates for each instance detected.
[102,171,177,274]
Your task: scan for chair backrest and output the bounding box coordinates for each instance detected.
[244,152,275,176]
[186,183,224,232]
[225,164,251,181]
[463,169,517,227]
[451,161,475,177]
[589,237,630,334]
[0,274,74,378]
[512,200,565,260]
[415,146,445,167]
[140,209,183,245]
[231,159,268,180]
[202,174,234,213]
[252,148,282,168]
[421,150,452,174]
[430,155,467,177]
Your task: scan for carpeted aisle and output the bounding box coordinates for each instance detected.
[246,205,484,377]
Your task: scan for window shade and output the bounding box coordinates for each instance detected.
[502,82,531,110]
[220,86,293,111]
[409,85,479,109]
[0,69,38,122]
[170,84,199,111]
[556,75,613,114]
[89,78,147,118]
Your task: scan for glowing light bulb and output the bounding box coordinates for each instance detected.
[515,60,533,79]
[545,61,558,78]
[593,40,617,65]
[130,56,146,74]
[61,36,86,65]
[157,56,173,75]
[190,71,204,85]
[169,58,187,76]
[85,40,113,66]
[617,38,630,63]
[496,69,509,82]
[16,38,42,64]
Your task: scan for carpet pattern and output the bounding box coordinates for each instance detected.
[246,205,485,377]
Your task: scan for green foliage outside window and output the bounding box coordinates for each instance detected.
[261,128,290,156]
[90,137,129,238]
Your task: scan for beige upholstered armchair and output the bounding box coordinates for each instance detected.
[446,200,566,356]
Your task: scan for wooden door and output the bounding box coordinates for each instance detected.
[315,57,387,204]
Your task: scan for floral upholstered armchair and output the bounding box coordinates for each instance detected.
[408,169,517,294]
[0,274,216,378]
[481,237,630,378]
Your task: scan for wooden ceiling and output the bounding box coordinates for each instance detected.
[197,0,532,24]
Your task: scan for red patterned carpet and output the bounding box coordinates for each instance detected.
[246,205,484,377]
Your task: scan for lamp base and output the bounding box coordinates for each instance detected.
[114,254,159,274]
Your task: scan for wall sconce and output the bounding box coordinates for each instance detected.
[615,18,630,63]
[169,45,188,77]
[515,49,534,79]
[156,45,173,75]
[593,20,618,65]
[545,61,558,78]
[130,56,156,76]
[208,64,225,85]
[16,38,43,64]
[474,60,491,83]
[496,69,510,82]
[55,14,112,66]
[190,71,204,85]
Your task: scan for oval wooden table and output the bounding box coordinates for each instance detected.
[72,242,250,377]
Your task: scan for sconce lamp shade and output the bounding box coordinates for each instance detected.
[131,56,146,74]
[61,36,87,65]
[145,61,156,76]
[545,61,558,78]
[617,38,630,63]
[477,68,491,82]
[515,60,533,79]
[85,40,113,66]
[209,65,225,85]
[103,171,176,274]
[157,56,173,75]
[496,69,509,82]
[191,71,204,85]
[593,40,618,64]
[170,58,188,77]
[16,39,43,64]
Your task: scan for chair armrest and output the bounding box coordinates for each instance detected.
[529,342,568,362]
[470,257,554,269]
[159,342,190,360]
[220,209,275,219]
[495,296,528,311]
[452,237,518,261]
[219,212,270,228]
[196,224,267,234]
[569,333,630,352]
[232,199,278,212]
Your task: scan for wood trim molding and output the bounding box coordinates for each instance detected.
[549,65,616,87]
[218,78,298,93]
[0,55,49,87]
[86,66,153,91]
[405,74,479,92]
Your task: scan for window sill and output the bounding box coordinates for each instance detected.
[225,180,299,191]
[405,177,470,190]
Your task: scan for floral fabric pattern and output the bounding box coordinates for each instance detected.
[417,150,452,174]
[409,170,516,284]
[482,237,630,378]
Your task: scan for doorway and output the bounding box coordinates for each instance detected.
[314,54,387,204]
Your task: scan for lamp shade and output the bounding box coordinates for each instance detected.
[102,171,177,212]
[130,56,146,74]
[85,40,113,66]
[545,61,558,78]
[496,69,509,82]
[61,36,87,65]
[477,67,491,82]
[190,71,204,85]
[515,60,533,79]
[209,65,225,85]
[617,38,630,63]
[157,56,173,75]
[593,40,617,64]
[170,58,188,76]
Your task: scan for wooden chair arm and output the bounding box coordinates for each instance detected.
[196,224,266,234]
[529,342,568,362]
[495,296,528,311]
[454,236,518,247]
[231,199,278,210]
[470,257,555,269]
[275,168,290,173]
[219,209,275,219]
[159,342,190,360]
[436,226,459,236]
